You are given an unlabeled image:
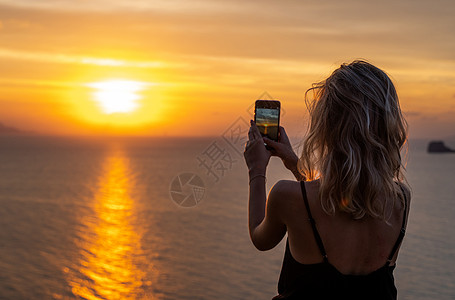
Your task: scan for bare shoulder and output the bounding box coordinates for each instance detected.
[269,180,301,199]
[268,180,303,213]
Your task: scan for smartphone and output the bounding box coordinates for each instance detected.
[254,100,281,143]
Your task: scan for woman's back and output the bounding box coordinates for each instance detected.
[274,180,409,299]
[284,180,409,275]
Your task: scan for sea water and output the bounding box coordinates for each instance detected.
[0,136,454,299]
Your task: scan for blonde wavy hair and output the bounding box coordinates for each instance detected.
[298,60,408,220]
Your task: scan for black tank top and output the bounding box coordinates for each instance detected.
[274,181,408,300]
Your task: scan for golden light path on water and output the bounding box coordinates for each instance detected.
[67,149,158,299]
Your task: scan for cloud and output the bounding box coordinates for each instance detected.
[2,18,38,30]
[1,0,454,64]
[0,47,169,68]
[0,0,258,13]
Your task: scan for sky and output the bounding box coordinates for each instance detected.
[0,0,454,138]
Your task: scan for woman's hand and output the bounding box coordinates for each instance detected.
[263,127,305,181]
[244,120,271,176]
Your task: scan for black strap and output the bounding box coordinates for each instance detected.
[385,184,408,266]
[300,181,328,263]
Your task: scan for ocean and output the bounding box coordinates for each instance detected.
[0,136,454,299]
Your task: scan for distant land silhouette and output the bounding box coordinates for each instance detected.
[428,141,455,153]
[0,122,34,135]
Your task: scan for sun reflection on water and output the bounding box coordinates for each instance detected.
[67,150,157,299]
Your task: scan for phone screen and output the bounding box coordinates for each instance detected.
[254,100,280,141]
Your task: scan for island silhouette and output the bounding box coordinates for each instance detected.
[428,141,455,153]
[0,122,34,135]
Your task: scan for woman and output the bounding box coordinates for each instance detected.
[244,60,410,299]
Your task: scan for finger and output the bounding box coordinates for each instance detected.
[245,138,263,154]
[250,120,262,139]
[278,126,291,145]
[251,138,264,147]
[248,125,255,141]
[263,137,280,152]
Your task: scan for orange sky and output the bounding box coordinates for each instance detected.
[0,0,454,138]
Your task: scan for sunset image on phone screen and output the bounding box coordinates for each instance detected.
[255,108,279,141]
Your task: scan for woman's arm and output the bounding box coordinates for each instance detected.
[248,179,287,251]
[244,121,287,251]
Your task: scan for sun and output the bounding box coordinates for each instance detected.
[87,80,148,114]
